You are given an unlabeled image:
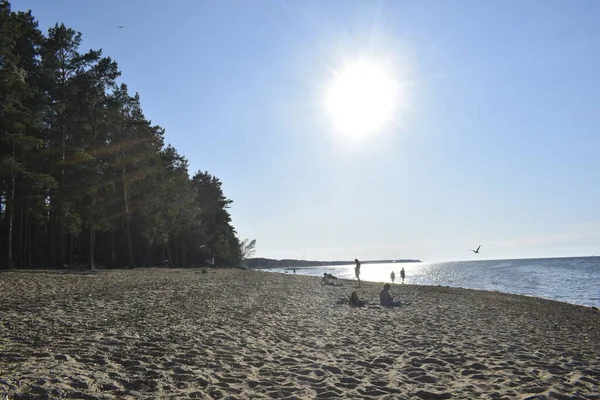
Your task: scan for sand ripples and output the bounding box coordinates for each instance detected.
[1,268,599,399]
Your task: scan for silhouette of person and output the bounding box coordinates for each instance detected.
[379,283,401,307]
[321,273,340,286]
[391,271,396,283]
[349,292,368,307]
[400,267,405,283]
[354,259,361,287]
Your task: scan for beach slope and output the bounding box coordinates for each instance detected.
[1,268,599,399]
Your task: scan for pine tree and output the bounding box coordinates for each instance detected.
[0,2,54,268]
[40,23,104,267]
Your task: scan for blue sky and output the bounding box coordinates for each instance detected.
[12,0,600,261]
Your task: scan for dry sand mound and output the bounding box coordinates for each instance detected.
[1,268,599,399]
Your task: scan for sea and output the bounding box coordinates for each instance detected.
[258,256,600,308]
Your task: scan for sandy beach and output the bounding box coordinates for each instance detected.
[1,268,599,399]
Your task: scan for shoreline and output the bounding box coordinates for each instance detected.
[245,259,421,269]
[260,268,600,310]
[1,268,599,399]
[257,257,600,309]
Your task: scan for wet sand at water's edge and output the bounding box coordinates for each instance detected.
[1,268,599,399]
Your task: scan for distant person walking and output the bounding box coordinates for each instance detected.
[400,267,405,283]
[391,271,396,283]
[354,259,361,287]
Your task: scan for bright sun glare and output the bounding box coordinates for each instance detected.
[325,58,399,140]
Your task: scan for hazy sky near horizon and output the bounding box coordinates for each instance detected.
[12,0,600,262]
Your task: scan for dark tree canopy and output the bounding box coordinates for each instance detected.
[0,1,246,269]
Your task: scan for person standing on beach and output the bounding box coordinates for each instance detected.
[391,271,395,283]
[400,267,405,283]
[355,259,361,287]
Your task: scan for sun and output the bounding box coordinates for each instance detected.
[325,58,400,140]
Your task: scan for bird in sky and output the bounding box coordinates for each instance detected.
[470,245,481,254]
[117,25,124,28]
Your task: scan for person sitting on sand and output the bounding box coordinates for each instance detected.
[321,273,340,286]
[379,283,402,307]
[349,292,368,307]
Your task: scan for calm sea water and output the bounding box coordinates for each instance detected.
[258,257,600,308]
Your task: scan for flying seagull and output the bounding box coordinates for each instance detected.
[117,25,124,28]
[470,245,481,254]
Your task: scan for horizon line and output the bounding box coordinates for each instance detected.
[250,254,598,264]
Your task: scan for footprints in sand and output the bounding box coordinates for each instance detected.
[2,268,600,399]
[414,389,453,399]
[338,376,361,388]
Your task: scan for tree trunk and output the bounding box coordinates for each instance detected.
[0,191,4,259]
[24,204,30,267]
[59,222,66,268]
[110,230,116,268]
[171,235,178,267]
[16,188,24,267]
[48,206,56,267]
[125,224,135,268]
[2,140,16,269]
[180,244,184,267]
[139,241,144,267]
[68,234,73,268]
[88,119,97,270]
[78,235,82,266]
[59,75,67,269]
[89,225,95,269]
[2,179,15,269]
[122,174,135,269]
[166,241,173,268]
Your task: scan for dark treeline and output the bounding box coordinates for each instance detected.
[245,258,421,269]
[0,1,246,269]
